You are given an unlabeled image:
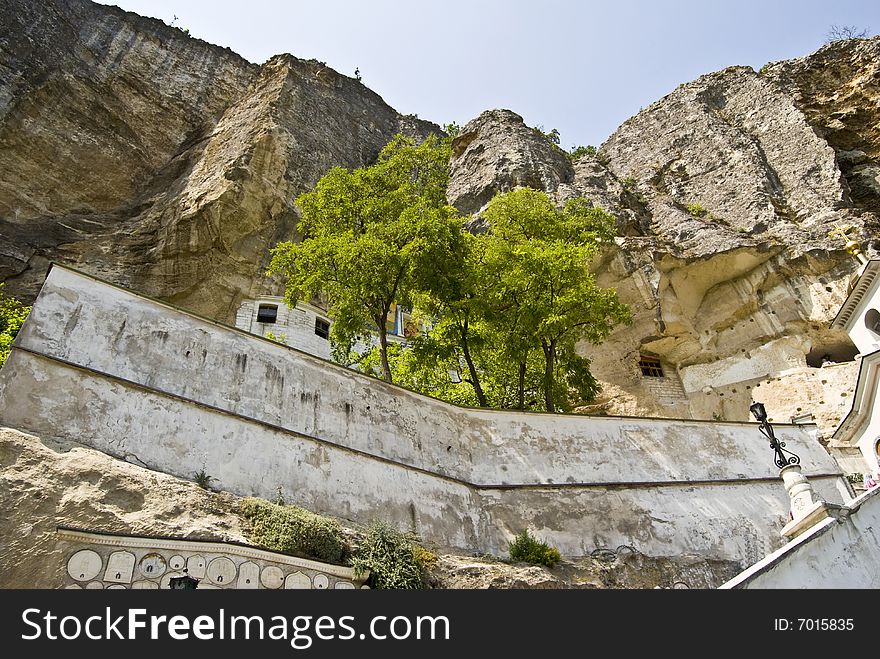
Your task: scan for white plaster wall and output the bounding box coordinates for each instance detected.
[7,267,842,487]
[841,270,880,356]
[0,348,844,561]
[723,488,880,588]
[235,297,332,360]
[0,266,850,560]
[849,315,880,357]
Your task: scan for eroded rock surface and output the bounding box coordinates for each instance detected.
[0,0,437,320]
[445,40,880,432]
[1,1,878,434]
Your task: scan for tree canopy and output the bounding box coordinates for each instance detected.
[409,188,631,412]
[0,284,30,368]
[267,134,460,382]
[268,131,629,412]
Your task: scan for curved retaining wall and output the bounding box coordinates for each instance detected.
[0,266,849,562]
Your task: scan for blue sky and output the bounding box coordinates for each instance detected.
[96,1,880,149]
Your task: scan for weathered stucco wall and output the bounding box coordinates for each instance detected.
[0,266,849,561]
[722,487,880,588]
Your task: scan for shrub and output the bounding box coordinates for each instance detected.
[508,529,561,568]
[568,145,597,160]
[443,121,462,139]
[532,125,561,146]
[349,520,429,589]
[686,202,708,218]
[621,177,637,191]
[264,331,287,344]
[411,544,439,572]
[241,498,349,564]
[193,469,213,489]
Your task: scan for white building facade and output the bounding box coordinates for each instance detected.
[234,297,414,361]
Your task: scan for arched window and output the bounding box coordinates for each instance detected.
[865,308,880,335]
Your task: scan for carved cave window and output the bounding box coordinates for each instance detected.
[639,356,664,378]
[257,304,278,324]
[315,318,331,340]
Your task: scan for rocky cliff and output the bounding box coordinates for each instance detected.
[1,0,878,432]
[0,0,437,319]
[447,41,880,431]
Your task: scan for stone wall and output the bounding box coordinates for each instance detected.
[722,486,880,588]
[0,266,850,562]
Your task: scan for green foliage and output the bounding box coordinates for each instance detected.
[349,520,430,589]
[411,544,439,572]
[0,284,30,368]
[264,331,287,344]
[193,469,213,489]
[758,63,770,76]
[241,498,349,564]
[621,177,637,192]
[443,121,462,139]
[380,188,630,413]
[476,189,631,412]
[686,202,708,218]
[508,529,561,568]
[532,125,561,146]
[268,135,628,414]
[568,144,597,160]
[268,134,460,383]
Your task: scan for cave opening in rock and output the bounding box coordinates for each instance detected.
[805,339,858,367]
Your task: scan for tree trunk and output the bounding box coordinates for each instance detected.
[460,321,488,407]
[376,315,393,383]
[517,361,526,410]
[542,340,556,413]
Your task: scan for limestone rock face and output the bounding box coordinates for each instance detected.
[446,40,880,431]
[0,0,438,320]
[0,427,248,588]
[1,0,877,434]
[448,109,574,216]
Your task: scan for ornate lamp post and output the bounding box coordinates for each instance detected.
[749,400,836,539]
[749,401,800,468]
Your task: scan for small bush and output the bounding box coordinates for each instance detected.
[349,521,429,589]
[241,498,349,564]
[0,283,30,368]
[193,469,213,489]
[621,177,637,191]
[412,544,439,572]
[686,202,708,218]
[264,331,287,344]
[508,529,561,568]
[568,145,597,160]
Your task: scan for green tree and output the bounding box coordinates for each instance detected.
[399,188,630,413]
[478,189,631,412]
[0,284,30,368]
[268,134,460,383]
